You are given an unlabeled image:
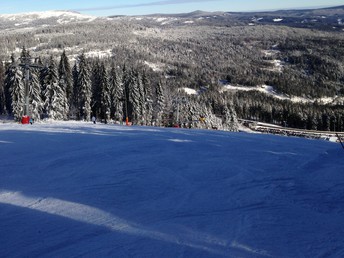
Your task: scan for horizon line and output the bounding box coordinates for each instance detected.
[0,4,341,17]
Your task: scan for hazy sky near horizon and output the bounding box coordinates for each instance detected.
[0,0,343,16]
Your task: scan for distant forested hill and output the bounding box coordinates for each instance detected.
[0,6,344,131]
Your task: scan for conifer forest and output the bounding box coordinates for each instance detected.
[0,6,344,131]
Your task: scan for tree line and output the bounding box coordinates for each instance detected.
[0,47,343,132]
[0,48,166,125]
[0,48,239,131]
[233,90,344,132]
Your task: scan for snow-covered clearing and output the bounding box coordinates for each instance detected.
[181,87,198,95]
[221,84,342,104]
[221,84,292,100]
[0,122,344,257]
[144,61,165,72]
[273,18,283,22]
[85,49,113,59]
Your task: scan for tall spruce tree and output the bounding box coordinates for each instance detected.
[142,71,153,125]
[127,70,141,124]
[91,60,101,117]
[5,55,24,121]
[77,53,92,121]
[109,64,124,122]
[70,62,79,119]
[122,64,131,123]
[43,56,67,120]
[136,71,146,125]
[10,68,25,121]
[58,50,73,117]
[99,62,111,121]
[38,57,48,101]
[153,80,165,126]
[29,69,43,120]
[0,61,5,114]
[4,55,16,116]
[221,97,239,131]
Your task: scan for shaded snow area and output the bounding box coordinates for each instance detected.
[1,122,344,257]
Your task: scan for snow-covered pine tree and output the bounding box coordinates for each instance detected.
[153,80,165,126]
[142,71,153,126]
[222,105,231,130]
[70,62,79,119]
[187,98,200,128]
[58,50,73,118]
[5,56,24,121]
[43,56,67,120]
[76,53,92,121]
[42,56,54,119]
[3,55,17,115]
[38,60,49,119]
[109,64,124,123]
[122,64,131,123]
[0,61,6,114]
[9,68,24,121]
[127,69,141,124]
[29,69,43,121]
[91,60,101,118]
[99,62,111,121]
[136,71,146,125]
[51,84,68,120]
[221,97,239,131]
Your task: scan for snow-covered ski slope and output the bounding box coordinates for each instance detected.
[0,122,343,257]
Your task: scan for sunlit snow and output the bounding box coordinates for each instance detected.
[273,18,283,22]
[181,87,198,95]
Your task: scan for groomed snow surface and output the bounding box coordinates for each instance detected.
[1,121,344,257]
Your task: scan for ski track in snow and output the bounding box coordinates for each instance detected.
[0,121,344,257]
[0,191,233,257]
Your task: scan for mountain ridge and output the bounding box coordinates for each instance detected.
[1,4,343,19]
[0,10,97,30]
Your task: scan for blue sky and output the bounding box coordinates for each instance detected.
[0,0,342,16]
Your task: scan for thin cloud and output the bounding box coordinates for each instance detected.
[73,0,217,12]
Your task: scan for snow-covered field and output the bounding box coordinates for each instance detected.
[1,122,344,257]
